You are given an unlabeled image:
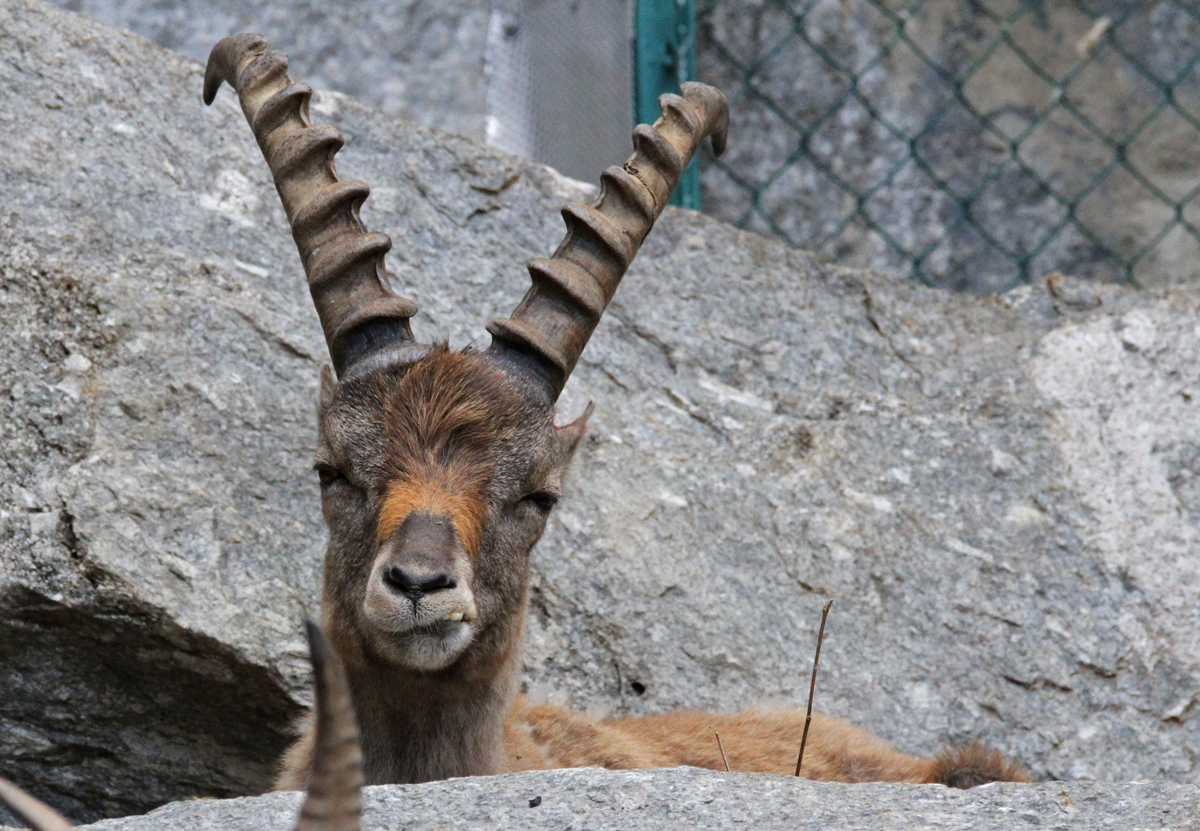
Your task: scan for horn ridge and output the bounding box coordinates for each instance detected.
[527,258,607,318]
[290,180,373,252]
[486,82,729,402]
[204,34,418,377]
[252,82,313,137]
[558,202,637,269]
[269,125,344,182]
[602,165,659,224]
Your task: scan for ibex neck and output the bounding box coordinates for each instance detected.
[347,661,515,784]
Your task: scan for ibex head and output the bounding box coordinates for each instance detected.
[203,35,726,682]
[311,350,587,673]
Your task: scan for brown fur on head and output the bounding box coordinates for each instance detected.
[315,346,588,677]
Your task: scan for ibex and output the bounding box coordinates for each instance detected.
[0,621,363,831]
[202,35,1028,790]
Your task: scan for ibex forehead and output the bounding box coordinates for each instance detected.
[379,347,551,465]
[321,348,545,446]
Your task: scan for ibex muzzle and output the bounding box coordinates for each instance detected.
[364,510,479,671]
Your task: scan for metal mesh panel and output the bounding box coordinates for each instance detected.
[693,0,1200,293]
[486,0,634,185]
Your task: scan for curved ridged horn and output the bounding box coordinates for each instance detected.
[203,34,419,378]
[296,618,364,831]
[486,82,729,403]
[0,778,74,831]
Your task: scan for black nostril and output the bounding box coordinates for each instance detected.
[383,567,456,597]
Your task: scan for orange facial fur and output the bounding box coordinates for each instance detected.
[377,473,485,559]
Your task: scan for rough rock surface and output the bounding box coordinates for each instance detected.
[1,0,1198,824]
[4,769,1197,831]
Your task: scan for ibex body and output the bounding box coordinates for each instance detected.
[202,35,1026,792]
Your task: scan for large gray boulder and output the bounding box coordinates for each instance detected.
[23,769,1200,831]
[1,0,1197,823]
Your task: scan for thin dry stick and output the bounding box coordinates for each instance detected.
[709,726,732,772]
[794,599,833,777]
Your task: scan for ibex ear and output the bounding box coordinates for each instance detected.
[319,364,337,412]
[554,401,594,462]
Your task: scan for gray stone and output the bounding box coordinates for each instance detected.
[27,769,1200,831]
[2,0,1199,825]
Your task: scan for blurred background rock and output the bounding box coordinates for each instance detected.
[50,0,1200,292]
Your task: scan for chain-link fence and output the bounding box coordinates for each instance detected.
[690,0,1200,293]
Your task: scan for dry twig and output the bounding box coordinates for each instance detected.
[794,599,833,777]
[709,726,732,772]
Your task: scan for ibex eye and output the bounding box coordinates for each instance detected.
[524,491,559,512]
[314,463,342,487]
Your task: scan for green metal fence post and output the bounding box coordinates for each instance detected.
[635,0,700,210]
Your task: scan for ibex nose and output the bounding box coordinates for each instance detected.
[376,511,461,600]
[383,567,456,597]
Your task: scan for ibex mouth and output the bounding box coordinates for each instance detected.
[383,617,476,672]
[408,618,469,638]
[367,604,475,631]
[363,587,477,634]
